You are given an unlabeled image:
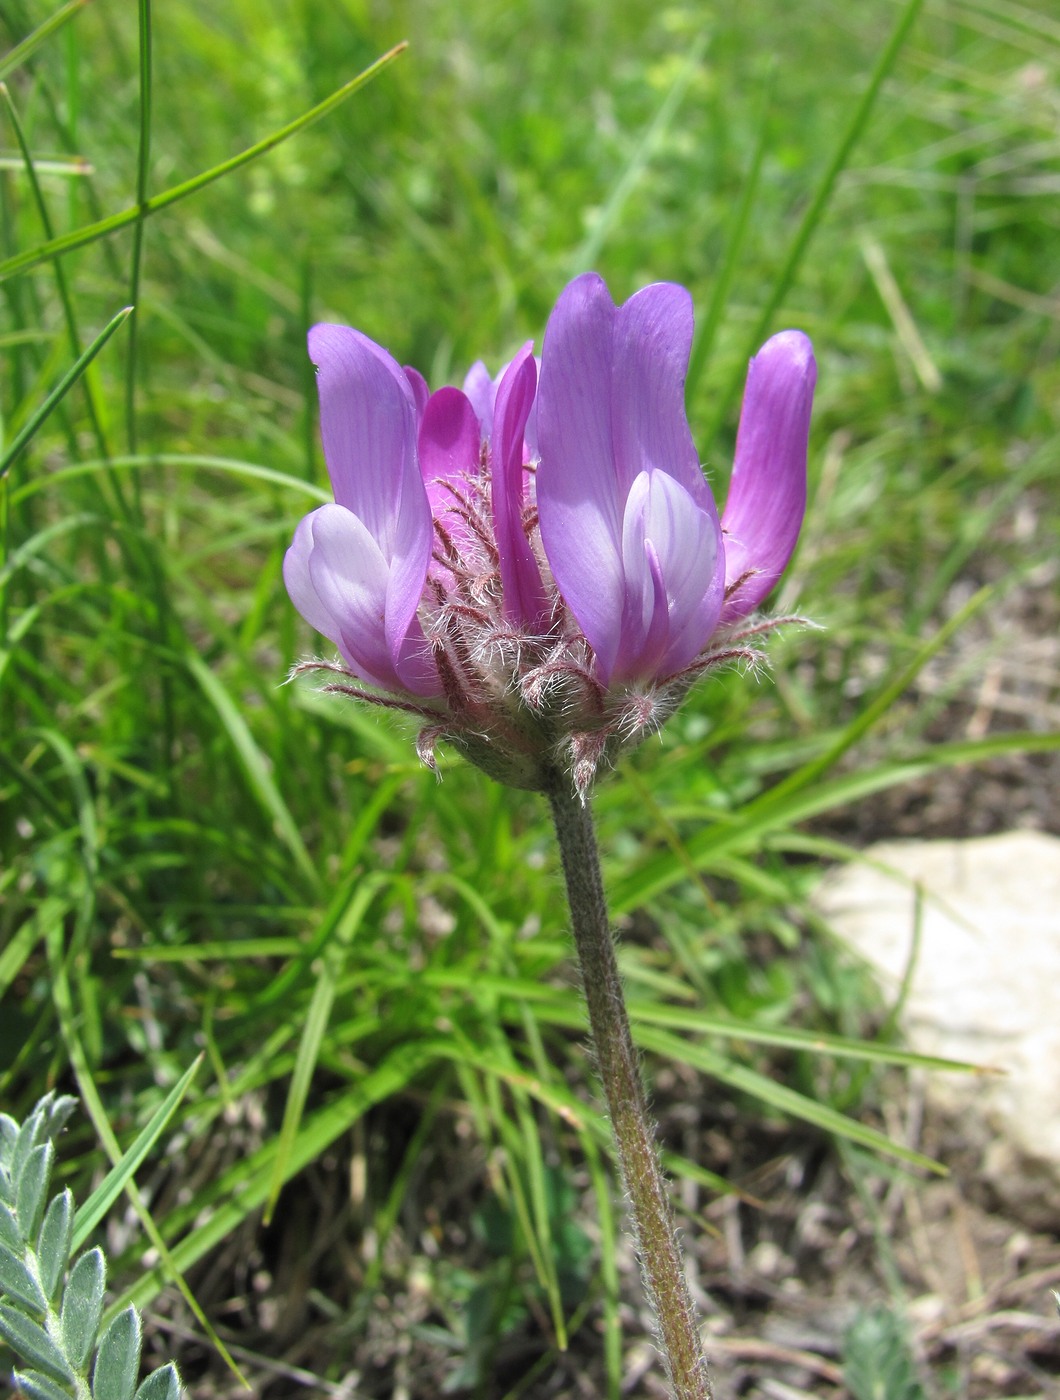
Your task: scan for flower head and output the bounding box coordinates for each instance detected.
[285,273,816,795]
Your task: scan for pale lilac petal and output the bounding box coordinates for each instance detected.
[538,273,725,683]
[619,476,670,679]
[462,360,495,436]
[611,283,714,512]
[491,344,548,625]
[389,615,440,695]
[465,355,542,460]
[404,366,430,420]
[283,511,345,646]
[283,504,394,690]
[418,387,481,561]
[720,330,816,623]
[308,323,426,560]
[615,471,724,683]
[419,388,481,494]
[306,326,437,693]
[523,383,540,463]
[294,505,439,697]
[537,274,627,666]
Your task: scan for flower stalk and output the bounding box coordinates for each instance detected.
[546,773,712,1400]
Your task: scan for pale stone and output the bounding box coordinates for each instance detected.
[814,831,1060,1228]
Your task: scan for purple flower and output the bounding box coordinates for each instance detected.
[285,273,816,793]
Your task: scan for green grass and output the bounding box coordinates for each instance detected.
[2,0,1059,1395]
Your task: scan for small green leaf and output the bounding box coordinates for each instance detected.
[0,1239,48,1313]
[93,1306,141,1400]
[0,1199,22,1248]
[134,1364,182,1400]
[37,1191,74,1303]
[16,1143,54,1243]
[12,1368,75,1400]
[61,1248,106,1370]
[0,1301,75,1384]
[0,1166,14,1208]
[844,1306,927,1400]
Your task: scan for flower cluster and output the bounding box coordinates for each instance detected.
[284,273,816,795]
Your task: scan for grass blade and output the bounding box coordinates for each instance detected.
[114,1042,442,1316]
[686,59,775,398]
[612,727,1060,912]
[634,1024,943,1173]
[9,453,330,507]
[0,83,111,461]
[124,0,154,463]
[0,45,408,283]
[0,307,131,477]
[0,0,90,82]
[263,873,388,1221]
[569,29,710,274]
[184,651,318,890]
[72,1057,203,1251]
[701,0,926,443]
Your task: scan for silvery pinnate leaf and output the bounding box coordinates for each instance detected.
[12,1109,48,1178]
[0,1114,17,1168]
[61,1246,106,1371]
[41,1098,77,1140]
[0,1163,15,1208]
[12,1367,75,1400]
[37,1189,74,1303]
[16,1143,53,1243]
[92,1305,142,1400]
[134,1363,183,1400]
[0,1238,48,1313]
[0,1300,75,1385]
[0,1198,22,1249]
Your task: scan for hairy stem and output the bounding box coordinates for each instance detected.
[547,776,711,1400]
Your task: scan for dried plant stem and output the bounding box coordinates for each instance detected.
[547,777,712,1400]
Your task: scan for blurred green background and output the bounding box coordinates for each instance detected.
[2,0,1057,1395]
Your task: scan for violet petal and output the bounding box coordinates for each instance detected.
[611,282,712,510]
[404,366,430,421]
[462,360,496,437]
[538,273,724,684]
[419,387,482,550]
[305,324,437,692]
[536,274,628,676]
[720,330,816,623]
[491,344,549,626]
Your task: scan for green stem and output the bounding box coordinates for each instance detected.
[547,776,711,1400]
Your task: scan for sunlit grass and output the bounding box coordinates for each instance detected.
[2,0,1058,1393]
